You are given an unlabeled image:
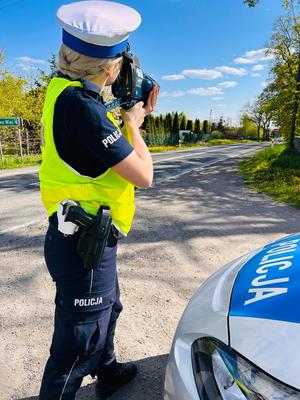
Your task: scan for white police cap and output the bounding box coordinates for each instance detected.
[57,1,141,58]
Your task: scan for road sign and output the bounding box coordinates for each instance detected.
[0,117,21,127]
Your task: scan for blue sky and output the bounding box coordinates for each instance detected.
[0,0,284,125]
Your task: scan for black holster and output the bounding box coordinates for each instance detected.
[65,205,112,270]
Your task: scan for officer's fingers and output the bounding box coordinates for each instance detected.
[144,93,154,115]
[153,86,159,105]
[136,101,144,110]
[147,92,154,109]
[147,86,159,114]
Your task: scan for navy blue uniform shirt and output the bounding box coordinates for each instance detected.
[53,73,134,178]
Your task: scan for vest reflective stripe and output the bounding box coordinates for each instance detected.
[39,77,135,235]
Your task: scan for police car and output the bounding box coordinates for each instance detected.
[164,234,300,399]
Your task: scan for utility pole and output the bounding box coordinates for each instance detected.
[209,109,213,132]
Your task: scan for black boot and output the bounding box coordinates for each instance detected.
[95,360,138,400]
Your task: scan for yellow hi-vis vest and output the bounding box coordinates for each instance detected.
[39,77,135,235]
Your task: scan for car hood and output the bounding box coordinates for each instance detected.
[173,249,259,347]
[229,233,300,390]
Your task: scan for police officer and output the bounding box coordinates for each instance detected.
[38,1,158,399]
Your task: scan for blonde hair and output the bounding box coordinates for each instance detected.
[58,43,123,81]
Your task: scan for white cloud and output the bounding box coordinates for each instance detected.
[18,63,37,71]
[261,82,268,88]
[252,73,261,77]
[181,69,223,80]
[234,48,274,64]
[16,56,46,64]
[186,87,223,96]
[212,96,224,100]
[215,66,247,76]
[217,81,237,89]
[161,74,185,81]
[252,64,264,71]
[234,57,253,64]
[161,86,223,97]
[160,90,185,97]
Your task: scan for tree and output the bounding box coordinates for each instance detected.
[0,54,23,116]
[159,114,165,134]
[194,119,201,134]
[186,119,194,131]
[267,10,300,148]
[0,74,26,118]
[172,112,180,144]
[172,112,180,134]
[239,114,258,139]
[244,0,300,7]
[34,52,57,87]
[203,120,209,134]
[244,1,300,148]
[259,90,274,140]
[180,115,187,130]
[164,113,173,133]
[244,100,263,141]
[20,54,59,133]
[244,88,274,141]
[142,115,151,132]
[210,122,217,132]
[244,0,259,5]
[217,116,225,133]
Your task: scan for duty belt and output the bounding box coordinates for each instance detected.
[50,204,117,270]
[49,212,117,247]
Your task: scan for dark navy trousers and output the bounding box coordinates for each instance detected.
[39,216,123,400]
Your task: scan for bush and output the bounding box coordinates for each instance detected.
[237,125,258,140]
[224,129,239,140]
[0,154,41,169]
[211,130,225,139]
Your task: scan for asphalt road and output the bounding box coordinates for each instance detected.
[0,143,263,235]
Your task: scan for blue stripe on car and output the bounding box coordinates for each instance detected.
[229,234,300,324]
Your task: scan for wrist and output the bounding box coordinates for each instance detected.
[124,121,139,132]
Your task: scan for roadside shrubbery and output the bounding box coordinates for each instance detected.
[0,154,42,169]
[211,130,225,139]
[208,139,255,145]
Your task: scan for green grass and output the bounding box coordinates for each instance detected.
[148,143,206,152]
[239,144,300,207]
[0,154,42,170]
[207,139,256,146]
[149,140,255,152]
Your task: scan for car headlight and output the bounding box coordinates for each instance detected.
[192,337,300,399]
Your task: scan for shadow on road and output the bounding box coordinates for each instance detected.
[18,353,168,400]
[133,156,300,243]
[0,172,39,193]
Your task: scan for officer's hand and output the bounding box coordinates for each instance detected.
[144,85,160,116]
[121,101,146,129]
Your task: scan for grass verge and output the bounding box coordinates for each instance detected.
[149,140,256,152]
[0,154,42,170]
[148,143,206,152]
[239,144,300,208]
[207,139,255,146]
